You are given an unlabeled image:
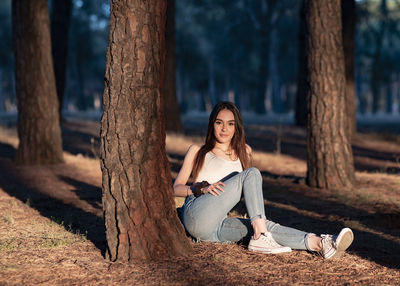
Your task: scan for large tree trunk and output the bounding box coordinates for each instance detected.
[163,0,183,133]
[341,0,356,140]
[51,0,72,122]
[305,0,355,189]
[295,0,308,127]
[101,0,191,262]
[12,0,63,165]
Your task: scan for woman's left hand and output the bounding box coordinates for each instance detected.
[202,181,225,196]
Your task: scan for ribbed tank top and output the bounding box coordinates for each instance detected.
[195,151,243,184]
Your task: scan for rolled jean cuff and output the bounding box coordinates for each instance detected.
[250,214,266,224]
[304,233,316,251]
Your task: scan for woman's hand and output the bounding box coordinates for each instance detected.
[202,181,225,196]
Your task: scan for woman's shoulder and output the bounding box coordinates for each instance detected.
[186,144,201,156]
[245,144,252,154]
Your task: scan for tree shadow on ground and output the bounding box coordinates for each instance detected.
[58,175,102,211]
[0,143,106,255]
[61,124,100,159]
[245,131,400,174]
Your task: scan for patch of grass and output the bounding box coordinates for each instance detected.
[38,224,87,249]
[3,212,14,224]
[39,234,75,248]
[49,218,88,242]
[0,239,18,252]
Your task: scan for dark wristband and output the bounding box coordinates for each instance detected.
[192,181,210,197]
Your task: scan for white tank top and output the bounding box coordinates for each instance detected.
[195,151,243,184]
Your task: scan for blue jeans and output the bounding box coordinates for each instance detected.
[182,167,313,250]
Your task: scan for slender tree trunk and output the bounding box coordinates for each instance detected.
[371,0,387,114]
[51,0,72,122]
[385,81,392,113]
[305,0,355,189]
[342,0,356,139]
[76,45,87,111]
[101,0,191,262]
[0,70,4,112]
[12,0,63,165]
[295,0,307,126]
[163,0,183,133]
[254,0,277,114]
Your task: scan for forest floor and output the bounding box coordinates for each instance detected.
[0,118,399,285]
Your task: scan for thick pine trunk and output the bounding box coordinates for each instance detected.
[12,0,64,165]
[341,0,356,140]
[51,0,72,121]
[163,0,183,133]
[305,0,355,189]
[101,0,191,262]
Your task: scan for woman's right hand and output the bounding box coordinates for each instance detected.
[202,181,225,196]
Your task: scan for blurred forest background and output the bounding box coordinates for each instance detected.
[1,0,400,118]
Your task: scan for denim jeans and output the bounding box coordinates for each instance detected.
[182,167,312,250]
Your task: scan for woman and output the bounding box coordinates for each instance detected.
[173,102,353,258]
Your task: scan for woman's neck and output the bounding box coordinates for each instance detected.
[214,142,231,151]
[213,142,236,159]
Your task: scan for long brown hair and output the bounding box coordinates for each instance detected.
[192,101,251,181]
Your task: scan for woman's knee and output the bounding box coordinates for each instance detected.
[247,167,261,177]
[184,213,217,241]
[243,167,262,183]
[217,218,250,242]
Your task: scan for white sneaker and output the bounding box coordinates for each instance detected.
[248,232,292,254]
[320,228,354,259]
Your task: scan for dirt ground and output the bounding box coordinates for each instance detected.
[0,118,399,285]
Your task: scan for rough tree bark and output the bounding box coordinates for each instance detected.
[341,0,356,140]
[305,0,355,189]
[51,0,72,121]
[101,0,191,262]
[163,0,183,133]
[295,0,307,127]
[12,0,64,165]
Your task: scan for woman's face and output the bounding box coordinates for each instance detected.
[213,109,235,144]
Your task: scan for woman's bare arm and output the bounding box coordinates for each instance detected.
[173,144,200,197]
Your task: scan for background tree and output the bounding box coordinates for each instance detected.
[101,0,191,261]
[65,0,109,112]
[295,0,307,127]
[12,0,63,165]
[253,0,278,114]
[51,0,72,121]
[342,0,356,139]
[164,0,183,133]
[0,1,13,112]
[305,0,355,189]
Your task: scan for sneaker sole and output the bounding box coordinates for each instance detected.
[248,245,292,254]
[331,228,354,259]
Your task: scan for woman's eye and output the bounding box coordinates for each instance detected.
[215,121,222,125]
[229,122,235,126]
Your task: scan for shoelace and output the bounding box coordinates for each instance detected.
[319,234,336,257]
[260,233,280,247]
